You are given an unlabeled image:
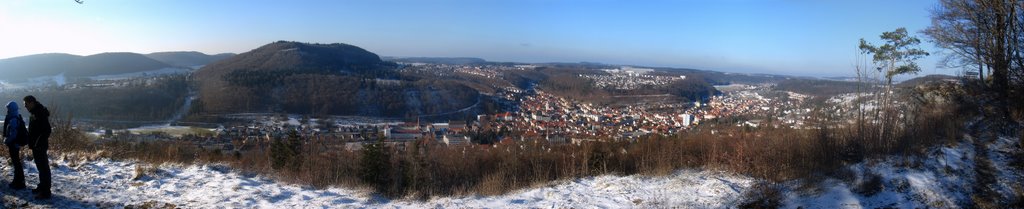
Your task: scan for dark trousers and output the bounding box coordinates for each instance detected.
[30,133,50,192]
[7,144,24,186]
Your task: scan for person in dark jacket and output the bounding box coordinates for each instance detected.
[4,101,26,190]
[23,96,51,199]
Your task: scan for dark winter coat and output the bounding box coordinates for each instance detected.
[27,104,51,148]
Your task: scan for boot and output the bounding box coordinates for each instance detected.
[8,183,25,190]
[33,191,51,199]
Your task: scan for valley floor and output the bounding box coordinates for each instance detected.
[0,120,1019,208]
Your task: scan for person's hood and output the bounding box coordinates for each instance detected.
[5,101,17,116]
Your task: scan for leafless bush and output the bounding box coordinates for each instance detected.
[853,172,885,196]
[133,163,163,181]
[738,181,784,209]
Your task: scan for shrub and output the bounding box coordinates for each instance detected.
[853,172,884,196]
[738,181,784,209]
[359,138,391,196]
[270,131,302,171]
[133,164,163,181]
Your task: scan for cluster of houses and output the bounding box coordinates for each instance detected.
[469,90,701,142]
[398,63,535,80]
[704,85,812,128]
[581,67,686,90]
[382,120,470,145]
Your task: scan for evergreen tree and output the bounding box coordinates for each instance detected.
[270,130,303,171]
[360,136,390,194]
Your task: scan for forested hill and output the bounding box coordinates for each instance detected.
[193,41,477,118]
[197,41,391,76]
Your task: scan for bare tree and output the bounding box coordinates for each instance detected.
[924,0,1022,101]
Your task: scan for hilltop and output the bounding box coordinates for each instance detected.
[193,41,477,118]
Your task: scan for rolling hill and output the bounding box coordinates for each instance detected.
[0,52,176,82]
[194,41,477,118]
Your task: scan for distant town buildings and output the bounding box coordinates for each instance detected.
[83,64,818,154]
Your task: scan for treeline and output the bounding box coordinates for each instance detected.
[198,71,478,118]
[664,76,719,102]
[536,68,604,100]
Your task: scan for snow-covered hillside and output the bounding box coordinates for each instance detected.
[0,120,1019,208]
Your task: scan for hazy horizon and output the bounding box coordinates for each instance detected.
[1,0,951,77]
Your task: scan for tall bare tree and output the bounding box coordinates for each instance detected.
[924,0,1022,101]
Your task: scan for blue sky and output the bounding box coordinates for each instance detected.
[0,0,949,77]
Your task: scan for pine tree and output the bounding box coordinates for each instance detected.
[360,136,390,194]
[285,130,304,171]
[270,136,290,170]
[270,130,304,171]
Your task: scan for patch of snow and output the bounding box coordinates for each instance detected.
[126,125,212,137]
[403,170,752,208]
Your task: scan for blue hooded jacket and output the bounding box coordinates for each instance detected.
[4,101,20,146]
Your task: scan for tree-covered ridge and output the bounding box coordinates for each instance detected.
[194,41,477,118]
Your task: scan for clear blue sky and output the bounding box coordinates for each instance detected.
[0,0,949,77]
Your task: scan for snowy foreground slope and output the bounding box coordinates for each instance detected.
[0,125,1019,208]
[0,157,752,208]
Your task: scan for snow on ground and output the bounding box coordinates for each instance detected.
[783,141,977,209]
[396,171,752,208]
[782,126,1023,209]
[0,157,372,208]
[0,121,1017,208]
[0,156,753,208]
[126,125,214,137]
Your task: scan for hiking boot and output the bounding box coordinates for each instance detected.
[8,183,26,190]
[33,191,51,199]
[31,188,43,194]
